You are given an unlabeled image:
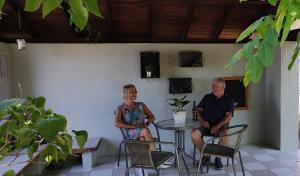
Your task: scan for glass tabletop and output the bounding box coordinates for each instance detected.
[156,119,201,131]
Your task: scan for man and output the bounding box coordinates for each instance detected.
[191,77,234,170]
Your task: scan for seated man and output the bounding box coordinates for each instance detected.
[191,77,234,170]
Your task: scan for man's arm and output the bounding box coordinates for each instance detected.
[196,107,210,129]
[210,112,232,134]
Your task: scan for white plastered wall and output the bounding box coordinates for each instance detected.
[7,43,267,155]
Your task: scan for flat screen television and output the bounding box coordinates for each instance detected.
[179,51,203,67]
[169,78,192,94]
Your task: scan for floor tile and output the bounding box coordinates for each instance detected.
[243,162,267,171]
[270,168,297,176]
[250,169,277,176]
[260,160,286,169]
[253,154,276,162]
[228,171,252,176]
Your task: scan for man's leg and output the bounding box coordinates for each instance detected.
[215,128,228,170]
[191,128,205,150]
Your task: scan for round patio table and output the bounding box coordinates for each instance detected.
[156,119,201,175]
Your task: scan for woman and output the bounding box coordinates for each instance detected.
[114,84,155,144]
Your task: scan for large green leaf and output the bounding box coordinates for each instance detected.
[28,142,39,159]
[0,98,24,111]
[276,0,288,18]
[83,0,103,17]
[42,0,62,18]
[236,17,264,43]
[68,0,89,31]
[31,96,46,109]
[0,0,5,11]
[56,134,72,154]
[29,110,42,122]
[3,169,16,176]
[72,130,88,148]
[276,7,287,35]
[290,1,300,18]
[267,0,277,6]
[280,12,293,46]
[17,128,38,148]
[25,0,42,12]
[36,117,66,142]
[225,49,244,69]
[40,144,58,164]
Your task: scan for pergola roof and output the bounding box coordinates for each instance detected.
[1,0,298,43]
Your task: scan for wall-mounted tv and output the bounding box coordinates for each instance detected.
[179,51,203,67]
[169,78,192,94]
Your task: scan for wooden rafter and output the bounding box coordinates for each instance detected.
[182,0,197,39]
[145,0,153,38]
[214,5,235,40]
[106,0,114,39]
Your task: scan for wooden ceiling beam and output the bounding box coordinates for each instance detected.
[145,0,153,38]
[106,0,114,38]
[182,0,197,39]
[214,5,235,40]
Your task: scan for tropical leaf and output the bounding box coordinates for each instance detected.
[16,128,38,148]
[72,130,88,148]
[288,45,300,70]
[28,142,39,159]
[3,169,16,176]
[267,0,277,6]
[40,144,58,164]
[225,49,244,69]
[30,96,46,109]
[280,13,293,46]
[36,117,66,142]
[276,7,287,35]
[68,0,89,31]
[42,0,62,18]
[83,0,103,17]
[25,0,42,12]
[0,0,4,11]
[236,17,264,43]
[0,98,24,111]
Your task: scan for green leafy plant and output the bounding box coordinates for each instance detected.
[0,0,103,31]
[167,95,191,112]
[226,0,300,86]
[0,97,88,175]
[145,65,154,72]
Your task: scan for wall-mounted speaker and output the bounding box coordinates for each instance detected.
[140,52,160,78]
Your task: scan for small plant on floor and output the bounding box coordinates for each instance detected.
[0,97,88,176]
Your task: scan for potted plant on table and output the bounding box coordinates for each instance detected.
[167,95,191,123]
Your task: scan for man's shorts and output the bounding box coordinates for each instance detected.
[196,124,229,137]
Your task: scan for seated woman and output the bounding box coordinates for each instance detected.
[114,84,156,149]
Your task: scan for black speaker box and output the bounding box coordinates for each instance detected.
[140,52,160,78]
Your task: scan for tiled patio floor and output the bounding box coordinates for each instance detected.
[44,144,300,176]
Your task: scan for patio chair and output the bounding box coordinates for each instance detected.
[193,132,229,173]
[117,122,162,168]
[124,139,181,176]
[196,124,248,176]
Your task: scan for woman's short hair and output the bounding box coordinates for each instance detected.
[122,84,136,98]
[213,77,226,89]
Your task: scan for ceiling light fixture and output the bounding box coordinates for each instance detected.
[17,10,26,50]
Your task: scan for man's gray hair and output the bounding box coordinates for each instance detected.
[213,77,226,88]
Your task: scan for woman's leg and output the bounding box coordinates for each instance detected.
[139,128,155,150]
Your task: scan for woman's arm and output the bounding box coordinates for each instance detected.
[142,105,155,125]
[114,108,142,129]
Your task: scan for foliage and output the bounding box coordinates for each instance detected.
[167,95,191,112]
[0,97,88,175]
[0,0,103,31]
[144,65,154,72]
[226,0,300,86]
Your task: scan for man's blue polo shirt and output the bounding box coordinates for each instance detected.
[197,93,234,126]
